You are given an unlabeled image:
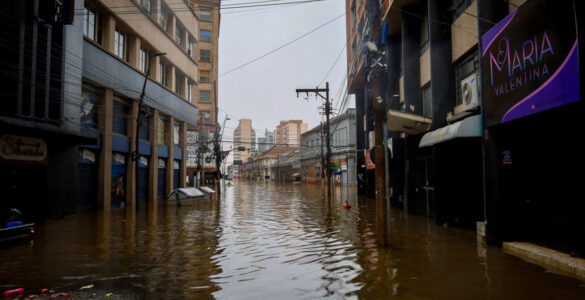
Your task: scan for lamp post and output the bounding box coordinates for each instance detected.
[131,52,166,209]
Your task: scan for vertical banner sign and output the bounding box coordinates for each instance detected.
[482,0,579,126]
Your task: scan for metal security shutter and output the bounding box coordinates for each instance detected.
[157,168,165,199]
[78,164,97,211]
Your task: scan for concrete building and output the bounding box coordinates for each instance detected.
[346,0,584,255]
[0,0,97,221]
[186,0,220,185]
[257,130,274,153]
[274,120,308,147]
[233,119,256,168]
[252,145,297,181]
[300,109,357,186]
[75,0,199,209]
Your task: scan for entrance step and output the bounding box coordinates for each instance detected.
[503,242,585,281]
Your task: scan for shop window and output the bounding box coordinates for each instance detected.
[113,99,128,135]
[80,86,99,129]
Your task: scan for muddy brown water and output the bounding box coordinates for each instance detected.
[1,181,584,299]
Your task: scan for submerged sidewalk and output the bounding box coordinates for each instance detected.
[504,242,585,281]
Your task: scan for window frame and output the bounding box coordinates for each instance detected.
[199,90,211,103]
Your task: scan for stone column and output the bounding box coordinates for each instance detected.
[129,35,141,70]
[126,101,138,208]
[97,89,113,210]
[166,116,175,197]
[149,110,160,205]
[151,56,160,82]
[103,14,116,53]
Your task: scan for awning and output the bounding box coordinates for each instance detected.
[419,115,482,148]
[387,110,432,135]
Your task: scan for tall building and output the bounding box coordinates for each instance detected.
[76,0,200,209]
[346,0,584,255]
[1,0,200,215]
[0,0,94,221]
[257,130,274,153]
[274,120,308,148]
[186,0,221,184]
[233,119,256,165]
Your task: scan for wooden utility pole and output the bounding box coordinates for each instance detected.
[368,3,390,247]
[295,83,332,198]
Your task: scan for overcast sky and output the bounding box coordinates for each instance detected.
[218,0,351,151]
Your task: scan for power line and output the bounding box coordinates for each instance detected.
[219,12,345,77]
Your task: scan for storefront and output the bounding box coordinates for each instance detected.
[481,0,583,254]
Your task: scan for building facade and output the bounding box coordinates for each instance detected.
[346,0,584,255]
[274,120,308,147]
[0,0,96,221]
[77,0,199,209]
[300,109,357,186]
[186,0,220,185]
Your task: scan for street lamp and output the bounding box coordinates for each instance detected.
[131,52,166,208]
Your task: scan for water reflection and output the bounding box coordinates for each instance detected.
[0,181,584,299]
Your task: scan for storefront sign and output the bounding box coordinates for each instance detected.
[0,135,47,162]
[482,0,579,126]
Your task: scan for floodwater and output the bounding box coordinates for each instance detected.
[1,181,585,299]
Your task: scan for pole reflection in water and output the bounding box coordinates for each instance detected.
[0,181,584,299]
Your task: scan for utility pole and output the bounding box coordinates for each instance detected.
[366,2,390,247]
[214,116,230,193]
[295,82,331,198]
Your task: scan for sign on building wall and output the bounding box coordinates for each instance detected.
[482,0,579,126]
[0,135,48,163]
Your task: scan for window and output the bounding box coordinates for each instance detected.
[200,50,211,62]
[113,99,128,135]
[187,82,193,103]
[200,30,211,42]
[83,6,95,40]
[141,0,151,13]
[200,90,211,103]
[160,3,170,33]
[188,39,194,59]
[200,70,211,82]
[175,73,184,95]
[159,62,168,86]
[83,4,101,43]
[114,27,128,61]
[139,47,149,73]
[175,24,184,47]
[420,15,429,52]
[200,111,210,122]
[200,10,211,22]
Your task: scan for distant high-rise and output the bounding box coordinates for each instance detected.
[233,119,256,164]
[257,130,274,153]
[274,120,308,148]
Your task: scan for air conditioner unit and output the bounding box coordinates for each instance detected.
[461,73,479,111]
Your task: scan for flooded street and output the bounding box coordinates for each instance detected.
[1,181,585,299]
